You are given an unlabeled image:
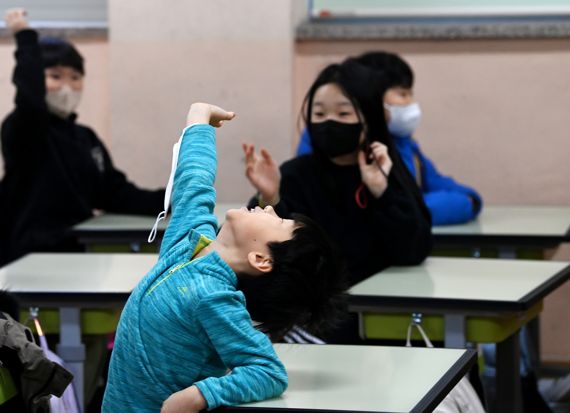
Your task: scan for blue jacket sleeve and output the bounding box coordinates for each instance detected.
[418,150,482,225]
[159,125,218,256]
[194,291,288,410]
[296,128,313,156]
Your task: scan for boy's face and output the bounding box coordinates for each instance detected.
[384,87,414,106]
[222,206,296,256]
[45,65,84,93]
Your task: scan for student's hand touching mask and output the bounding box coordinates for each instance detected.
[358,141,393,198]
[186,103,235,128]
[242,143,281,206]
[4,8,29,34]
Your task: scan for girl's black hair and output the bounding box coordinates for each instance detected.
[238,214,348,341]
[302,59,392,157]
[39,37,85,74]
[356,51,414,89]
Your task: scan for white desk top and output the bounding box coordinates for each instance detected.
[234,344,474,413]
[0,253,156,294]
[349,257,570,312]
[432,205,570,239]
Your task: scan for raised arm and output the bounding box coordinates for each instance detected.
[2,9,50,160]
[159,104,235,256]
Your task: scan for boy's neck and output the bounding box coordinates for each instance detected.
[195,241,251,275]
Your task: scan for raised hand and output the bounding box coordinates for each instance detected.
[358,141,393,198]
[186,103,235,128]
[4,8,29,34]
[242,143,280,205]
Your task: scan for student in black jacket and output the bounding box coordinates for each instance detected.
[0,9,165,266]
[243,60,432,343]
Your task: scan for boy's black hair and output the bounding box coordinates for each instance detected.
[238,213,348,341]
[356,51,414,89]
[39,37,84,75]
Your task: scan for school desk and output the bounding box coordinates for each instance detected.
[71,202,243,250]
[432,205,570,258]
[0,253,157,409]
[220,344,476,413]
[348,257,570,413]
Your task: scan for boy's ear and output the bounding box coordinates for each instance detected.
[247,251,273,274]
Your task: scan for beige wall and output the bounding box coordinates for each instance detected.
[108,0,306,199]
[0,37,110,177]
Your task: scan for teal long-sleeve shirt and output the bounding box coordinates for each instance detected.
[102,125,287,412]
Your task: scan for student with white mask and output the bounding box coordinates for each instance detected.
[0,9,165,267]
[298,51,482,226]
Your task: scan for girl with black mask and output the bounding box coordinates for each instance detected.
[243,59,432,344]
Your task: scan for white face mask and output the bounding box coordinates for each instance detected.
[385,102,422,138]
[148,127,187,243]
[46,84,82,119]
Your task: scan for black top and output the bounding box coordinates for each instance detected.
[0,30,164,266]
[250,153,433,286]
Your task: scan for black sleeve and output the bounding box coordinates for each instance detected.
[2,29,50,162]
[94,139,165,215]
[368,168,433,267]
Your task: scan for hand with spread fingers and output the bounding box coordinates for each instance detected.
[242,143,281,206]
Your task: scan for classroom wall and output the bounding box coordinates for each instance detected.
[0,36,110,177]
[107,0,306,198]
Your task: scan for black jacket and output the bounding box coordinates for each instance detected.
[250,153,432,286]
[0,30,164,265]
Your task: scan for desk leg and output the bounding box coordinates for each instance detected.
[444,314,466,348]
[56,307,85,411]
[497,246,517,259]
[494,330,522,413]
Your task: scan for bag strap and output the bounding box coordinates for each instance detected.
[405,313,434,348]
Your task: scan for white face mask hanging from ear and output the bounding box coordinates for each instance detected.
[148,128,186,243]
[385,102,422,138]
[46,84,82,119]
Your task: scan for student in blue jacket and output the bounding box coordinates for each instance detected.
[103,103,347,413]
[297,52,482,226]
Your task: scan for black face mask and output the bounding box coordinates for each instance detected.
[310,120,363,158]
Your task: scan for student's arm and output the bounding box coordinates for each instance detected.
[160,104,235,255]
[192,291,288,410]
[159,125,219,253]
[419,152,483,225]
[361,143,432,266]
[2,10,49,159]
[368,177,433,267]
[90,134,165,215]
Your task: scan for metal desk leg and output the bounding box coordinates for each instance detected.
[56,307,85,410]
[497,246,517,259]
[494,330,522,413]
[444,314,466,348]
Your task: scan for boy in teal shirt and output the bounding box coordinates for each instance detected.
[103,103,346,413]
